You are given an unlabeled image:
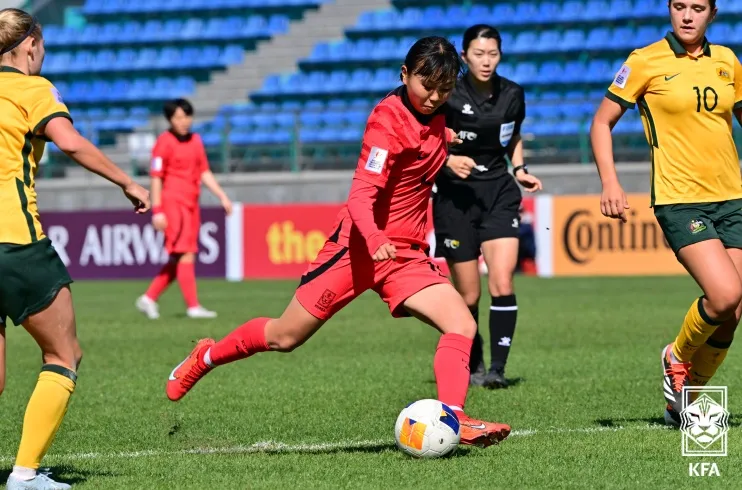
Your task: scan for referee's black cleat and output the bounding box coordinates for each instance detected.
[470,361,486,387]
[483,366,508,389]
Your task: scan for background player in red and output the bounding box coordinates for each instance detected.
[136,98,233,320]
[165,37,511,448]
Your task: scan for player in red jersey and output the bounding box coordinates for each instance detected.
[136,99,232,320]
[166,37,511,448]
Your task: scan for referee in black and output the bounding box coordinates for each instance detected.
[434,24,542,389]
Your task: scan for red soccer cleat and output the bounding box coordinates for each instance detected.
[166,338,215,401]
[457,414,511,448]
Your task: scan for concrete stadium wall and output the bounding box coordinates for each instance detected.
[37,162,653,211]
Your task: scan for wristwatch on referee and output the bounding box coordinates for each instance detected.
[512,164,528,175]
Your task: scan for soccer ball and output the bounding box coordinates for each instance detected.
[394,399,461,458]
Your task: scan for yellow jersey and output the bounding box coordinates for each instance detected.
[0,66,72,244]
[606,32,742,206]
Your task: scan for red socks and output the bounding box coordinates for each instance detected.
[208,317,271,366]
[177,261,199,308]
[434,333,473,413]
[145,261,177,301]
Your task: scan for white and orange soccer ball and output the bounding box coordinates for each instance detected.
[394,399,461,458]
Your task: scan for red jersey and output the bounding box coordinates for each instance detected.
[332,86,449,257]
[150,131,209,206]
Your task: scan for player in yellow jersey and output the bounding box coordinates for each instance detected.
[0,8,150,489]
[590,0,742,427]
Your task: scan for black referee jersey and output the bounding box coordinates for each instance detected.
[439,73,526,184]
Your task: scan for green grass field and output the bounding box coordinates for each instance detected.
[0,276,740,489]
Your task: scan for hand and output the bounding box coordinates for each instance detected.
[123,182,150,214]
[221,197,233,216]
[152,213,168,231]
[446,155,477,179]
[516,172,543,193]
[446,128,462,146]
[372,243,397,262]
[600,181,630,223]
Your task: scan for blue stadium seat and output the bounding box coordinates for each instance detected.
[322,111,344,127]
[613,26,635,49]
[304,100,325,111]
[586,27,611,50]
[327,99,348,110]
[562,30,585,51]
[584,1,610,21]
[611,0,634,19]
[492,3,518,25]
[345,110,368,127]
[536,31,561,52]
[558,1,583,22]
[513,32,538,54]
[423,6,447,29]
[348,69,373,91]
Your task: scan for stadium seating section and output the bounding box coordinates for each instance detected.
[40,0,742,172]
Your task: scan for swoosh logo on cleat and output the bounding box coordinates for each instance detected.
[467,423,486,429]
[168,359,187,381]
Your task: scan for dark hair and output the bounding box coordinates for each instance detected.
[667,0,716,8]
[163,98,194,121]
[399,36,462,86]
[462,24,502,55]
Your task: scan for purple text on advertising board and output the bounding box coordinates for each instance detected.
[41,208,226,279]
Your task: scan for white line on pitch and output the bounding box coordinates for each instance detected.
[0,424,670,463]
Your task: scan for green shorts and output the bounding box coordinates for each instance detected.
[0,237,73,326]
[654,199,742,254]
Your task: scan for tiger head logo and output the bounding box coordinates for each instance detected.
[680,393,729,448]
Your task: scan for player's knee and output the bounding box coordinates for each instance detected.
[443,312,477,339]
[179,253,196,264]
[41,340,81,372]
[267,332,302,352]
[74,342,83,370]
[706,288,742,321]
[488,276,513,296]
[460,290,480,307]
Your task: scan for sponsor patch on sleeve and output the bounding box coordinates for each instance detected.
[364,147,388,174]
[151,156,163,172]
[50,86,64,104]
[612,64,631,89]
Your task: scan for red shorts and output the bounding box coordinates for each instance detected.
[163,201,200,254]
[295,241,450,321]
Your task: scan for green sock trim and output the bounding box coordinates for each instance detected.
[697,296,723,326]
[705,337,732,349]
[41,364,77,384]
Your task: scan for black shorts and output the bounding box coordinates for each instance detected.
[433,175,522,263]
[0,238,73,326]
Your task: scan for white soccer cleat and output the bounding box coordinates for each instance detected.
[187,306,217,319]
[7,473,71,490]
[136,295,160,320]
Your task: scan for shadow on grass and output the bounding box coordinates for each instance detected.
[0,465,119,486]
[426,376,526,388]
[595,414,742,428]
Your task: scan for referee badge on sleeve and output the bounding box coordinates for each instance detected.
[500,121,515,147]
[613,64,631,89]
[365,147,388,174]
[151,156,163,172]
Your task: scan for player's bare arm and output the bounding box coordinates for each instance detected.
[591,97,629,222]
[508,134,542,192]
[43,117,150,213]
[201,170,233,216]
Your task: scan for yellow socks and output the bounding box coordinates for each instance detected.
[14,365,76,472]
[690,336,733,386]
[672,297,722,362]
